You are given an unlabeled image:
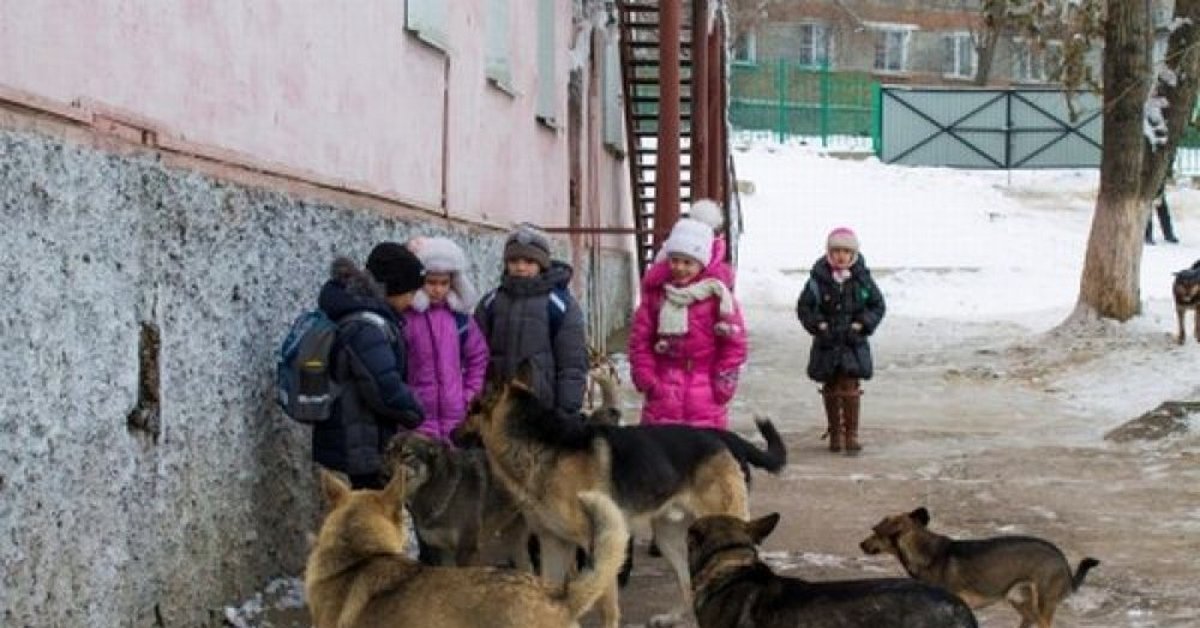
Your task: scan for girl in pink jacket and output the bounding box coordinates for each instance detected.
[629,218,748,430]
[403,237,490,443]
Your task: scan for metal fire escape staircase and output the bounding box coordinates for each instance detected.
[617,1,695,275]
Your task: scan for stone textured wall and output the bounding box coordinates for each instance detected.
[0,126,632,626]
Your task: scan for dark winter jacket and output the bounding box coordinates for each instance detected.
[796,255,886,382]
[475,261,588,414]
[313,258,425,477]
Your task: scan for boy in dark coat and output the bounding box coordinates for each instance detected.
[796,227,886,454]
[475,224,588,414]
[313,242,426,488]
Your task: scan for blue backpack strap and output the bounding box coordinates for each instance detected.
[453,310,471,356]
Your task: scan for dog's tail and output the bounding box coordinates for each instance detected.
[565,491,630,619]
[1072,557,1100,590]
[714,416,788,475]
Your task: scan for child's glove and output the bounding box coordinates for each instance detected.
[713,371,739,405]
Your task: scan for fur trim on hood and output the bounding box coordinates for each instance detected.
[406,237,478,313]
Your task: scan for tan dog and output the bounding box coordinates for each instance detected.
[1173,260,1200,344]
[305,469,627,628]
[860,507,1099,628]
[462,369,786,627]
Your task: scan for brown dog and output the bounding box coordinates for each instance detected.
[1173,260,1200,344]
[385,433,531,569]
[689,513,978,628]
[860,507,1099,628]
[305,469,627,628]
[461,370,786,627]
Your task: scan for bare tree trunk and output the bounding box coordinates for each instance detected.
[1139,0,1200,200]
[1074,0,1149,322]
[973,1,1005,86]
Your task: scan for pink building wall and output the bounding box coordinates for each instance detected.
[0,1,628,231]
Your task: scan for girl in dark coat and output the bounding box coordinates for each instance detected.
[796,228,886,454]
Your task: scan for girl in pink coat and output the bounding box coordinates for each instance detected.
[403,237,490,443]
[629,218,748,430]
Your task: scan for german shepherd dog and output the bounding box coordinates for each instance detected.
[688,513,979,628]
[460,371,787,627]
[385,433,531,569]
[1173,260,1200,344]
[305,469,627,628]
[860,507,1100,628]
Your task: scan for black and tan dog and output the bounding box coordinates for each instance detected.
[1173,260,1200,344]
[460,370,787,627]
[305,469,627,628]
[860,507,1099,628]
[687,513,978,628]
[385,432,531,569]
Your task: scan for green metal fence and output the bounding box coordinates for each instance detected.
[729,60,878,148]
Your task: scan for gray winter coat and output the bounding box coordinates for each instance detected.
[475,262,588,413]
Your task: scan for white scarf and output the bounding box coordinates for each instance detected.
[658,278,735,336]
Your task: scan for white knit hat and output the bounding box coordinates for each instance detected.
[660,218,714,267]
[687,199,724,231]
[407,236,478,313]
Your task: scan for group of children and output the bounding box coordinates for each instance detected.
[309,201,886,491]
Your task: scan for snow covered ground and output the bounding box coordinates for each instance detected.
[231,141,1200,627]
[734,140,1200,426]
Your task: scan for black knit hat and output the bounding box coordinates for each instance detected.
[366,242,426,296]
[503,224,552,270]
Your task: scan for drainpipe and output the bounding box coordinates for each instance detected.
[708,15,726,204]
[691,0,710,200]
[655,0,683,249]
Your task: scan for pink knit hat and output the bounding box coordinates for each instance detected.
[826,227,860,252]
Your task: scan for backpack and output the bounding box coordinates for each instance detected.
[275,309,391,424]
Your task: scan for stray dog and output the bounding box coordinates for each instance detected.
[860,507,1099,628]
[1173,260,1200,344]
[305,469,627,628]
[385,433,531,569]
[585,346,622,421]
[688,513,978,628]
[460,367,787,627]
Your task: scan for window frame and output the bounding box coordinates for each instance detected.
[797,22,831,68]
[943,32,978,79]
[869,24,914,74]
[485,0,515,93]
[405,0,449,52]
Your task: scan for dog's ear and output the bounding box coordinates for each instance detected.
[512,359,537,391]
[746,513,781,544]
[319,469,351,506]
[909,507,931,526]
[381,466,407,516]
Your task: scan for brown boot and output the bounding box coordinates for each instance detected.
[843,389,862,454]
[821,388,843,452]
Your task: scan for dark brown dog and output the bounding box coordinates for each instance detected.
[1173,260,1200,344]
[860,507,1099,628]
[688,513,978,628]
[385,433,530,569]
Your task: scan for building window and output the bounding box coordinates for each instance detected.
[1013,39,1062,83]
[732,31,757,65]
[536,0,557,126]
[943,33,977,78]
[798,23,830,67]
[406,0,448,51]
[873,28,910,73]
[486,0,513,91]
